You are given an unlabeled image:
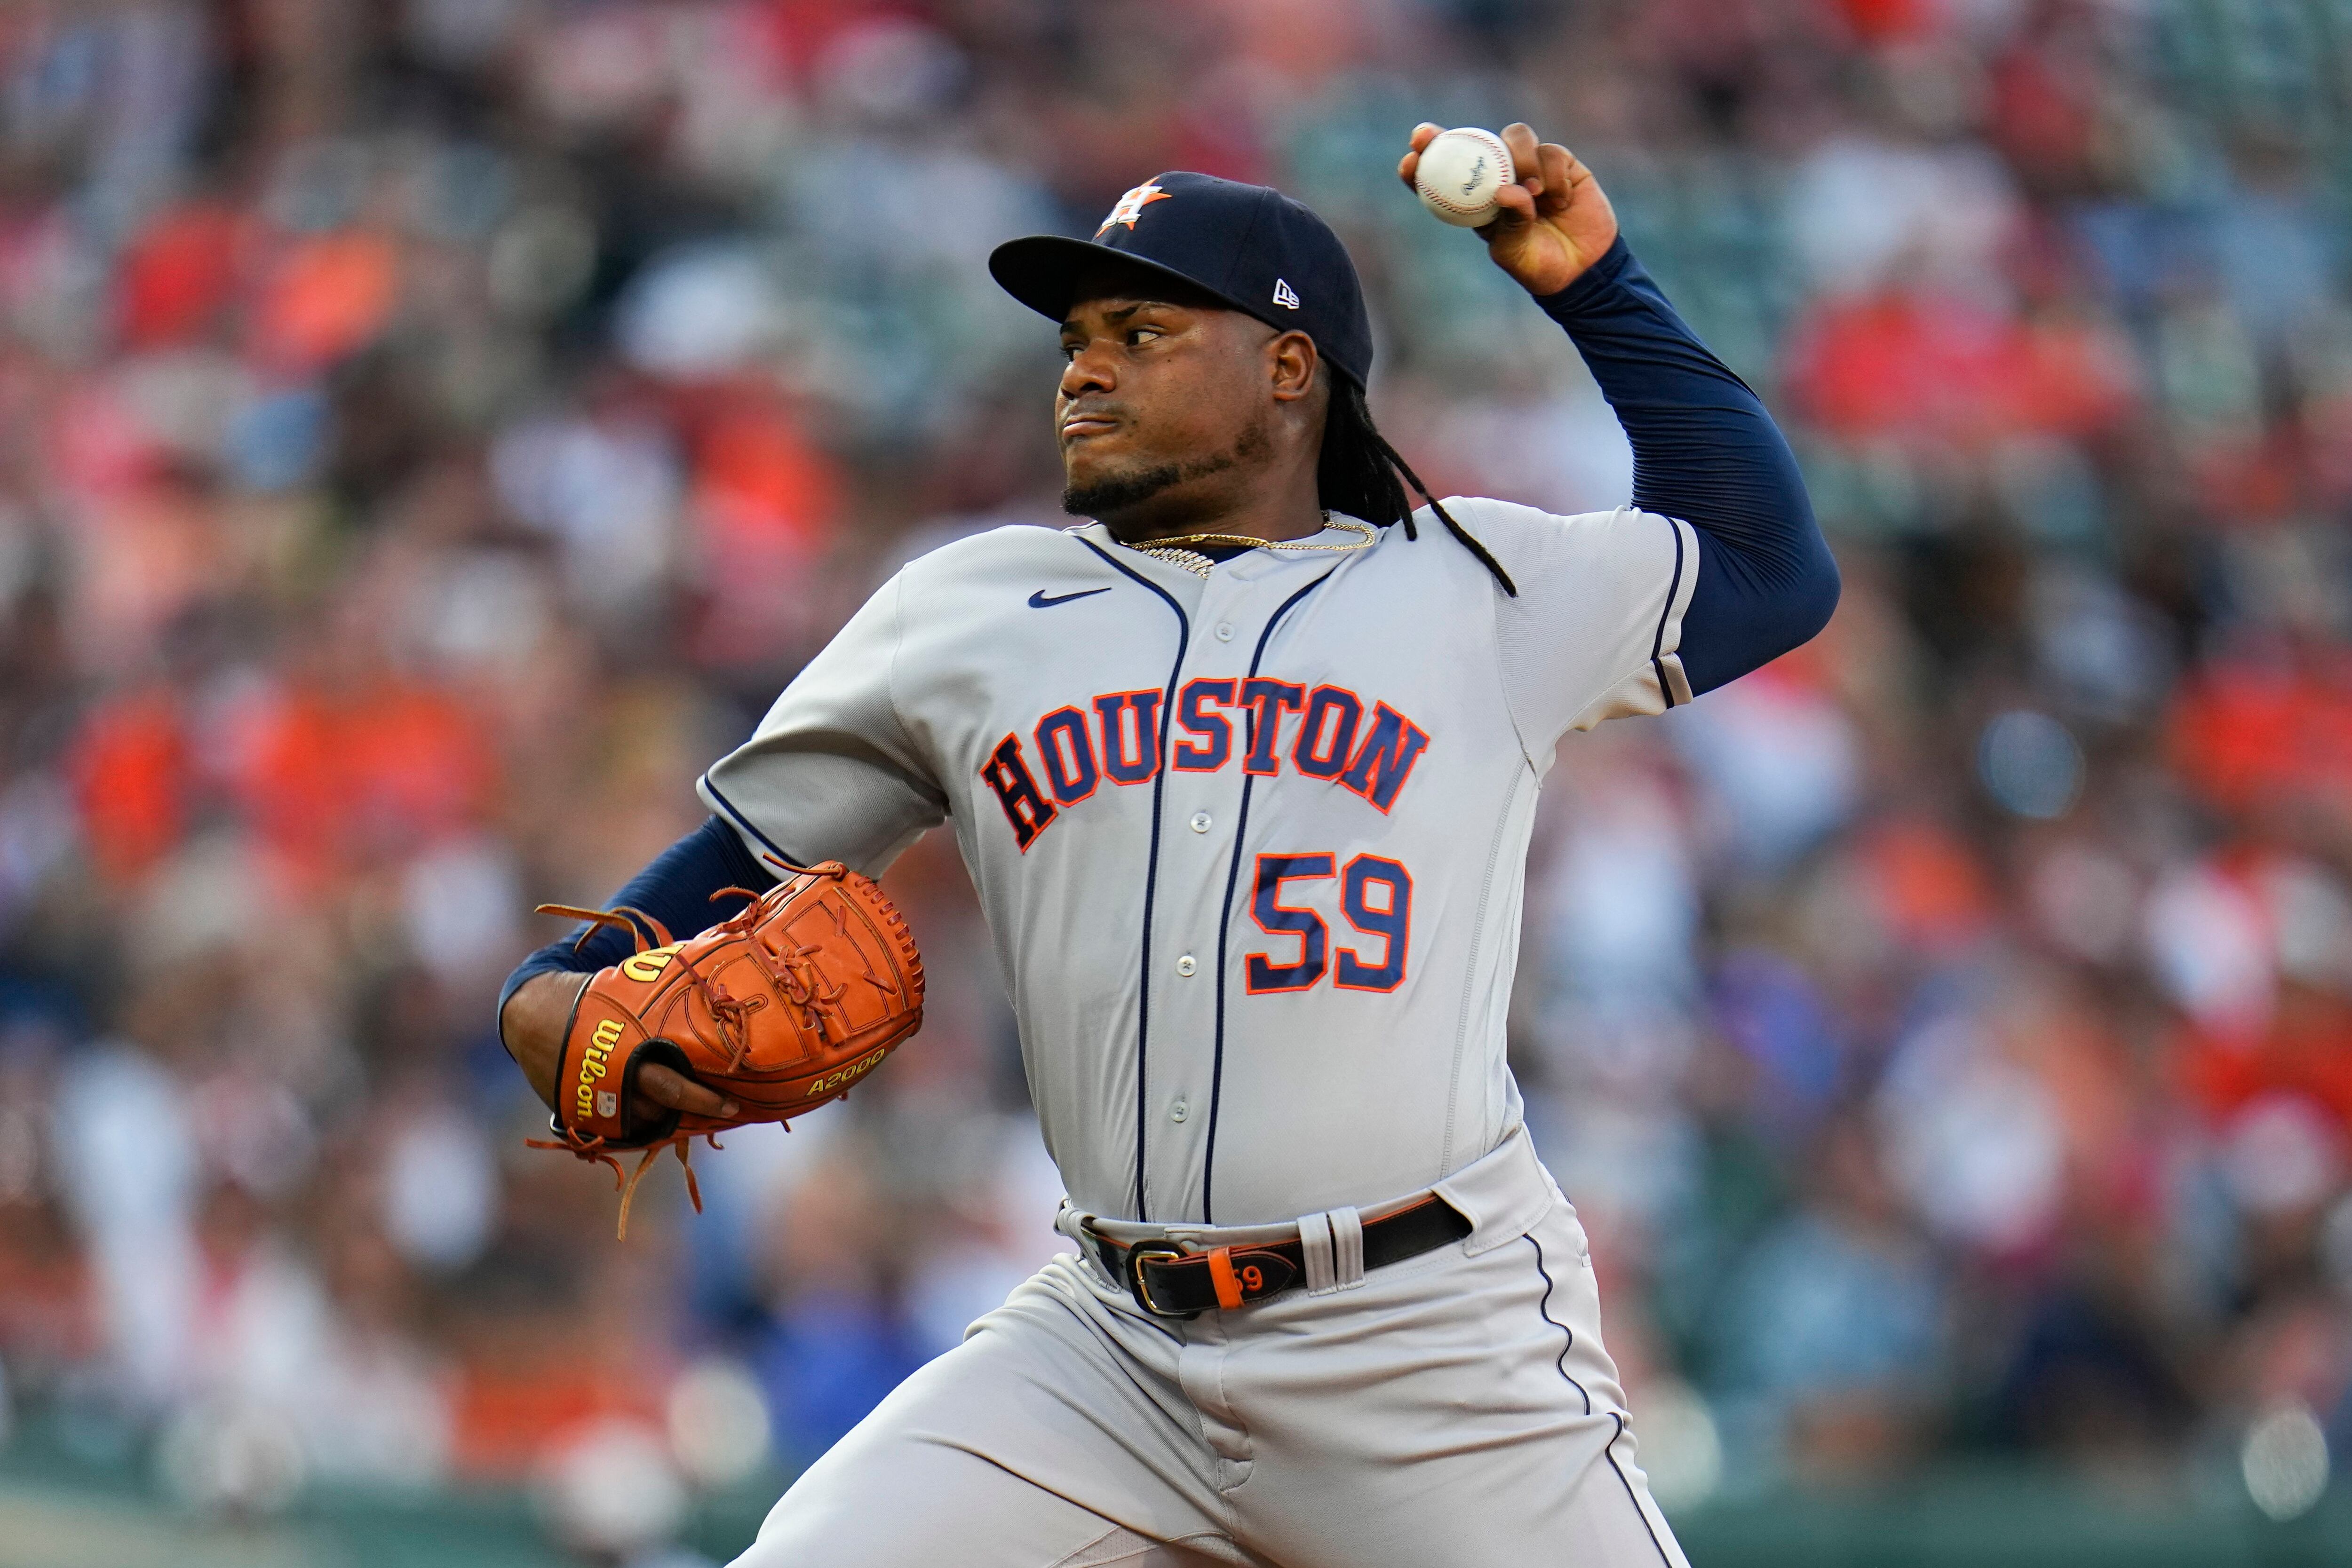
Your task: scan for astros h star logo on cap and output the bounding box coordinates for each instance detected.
[1097,181,1171,235]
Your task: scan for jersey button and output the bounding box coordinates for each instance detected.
[1189,811,1211,833]
[1176,954,1198,977]
[1214,621,1235,642]
[1171,1099,1189,1123]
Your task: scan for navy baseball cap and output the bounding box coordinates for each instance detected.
[989,172,1375,387]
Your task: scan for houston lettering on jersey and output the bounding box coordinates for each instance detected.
[979,678,1431,850]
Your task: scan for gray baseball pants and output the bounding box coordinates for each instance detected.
[731,1128,1690,1568]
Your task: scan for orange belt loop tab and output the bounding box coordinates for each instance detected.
[1207,1245,1244,1309]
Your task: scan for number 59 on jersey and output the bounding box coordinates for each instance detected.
[1245,852,1411,994]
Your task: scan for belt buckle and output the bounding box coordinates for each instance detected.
[1124,1243,1199,1319]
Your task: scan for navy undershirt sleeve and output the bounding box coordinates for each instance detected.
[1534,238,1839,696]
[496,816,781,1033]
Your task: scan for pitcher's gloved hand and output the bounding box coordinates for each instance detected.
[529,861,925,1235]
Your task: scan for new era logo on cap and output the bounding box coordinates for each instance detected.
[1272,278,1301,309]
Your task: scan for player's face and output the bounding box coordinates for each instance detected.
[1055,270,1288,536]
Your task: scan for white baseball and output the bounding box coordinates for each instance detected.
[1414,127,1515,229]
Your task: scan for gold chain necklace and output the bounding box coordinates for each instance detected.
[1132,514,1378,578]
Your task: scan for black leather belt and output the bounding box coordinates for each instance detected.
[1087,1196,1471,1319]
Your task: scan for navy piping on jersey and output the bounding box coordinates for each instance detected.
[1647,517,1687,709]
[700,769,798,867]
[1200,567,1340,1225]
[1527,1233,1674,1567]
[1076,537,1190,1221]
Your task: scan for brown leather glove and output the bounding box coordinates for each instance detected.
[530,861,924,1235]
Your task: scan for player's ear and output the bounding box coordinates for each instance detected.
[1268,329,1318,402]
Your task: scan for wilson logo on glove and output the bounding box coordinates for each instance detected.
[621,943,683,982]
[530,861,925,1236]
[577,1017,628,1119]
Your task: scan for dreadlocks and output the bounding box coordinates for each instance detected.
[1316,377,1517,597]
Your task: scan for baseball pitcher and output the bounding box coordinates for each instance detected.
[500,122,1838,1566]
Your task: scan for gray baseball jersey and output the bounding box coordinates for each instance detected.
[699,501,1696,1227]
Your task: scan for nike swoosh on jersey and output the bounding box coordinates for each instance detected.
[1028,587,1112,608]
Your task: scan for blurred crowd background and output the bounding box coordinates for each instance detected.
[2,0,2352,1559]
